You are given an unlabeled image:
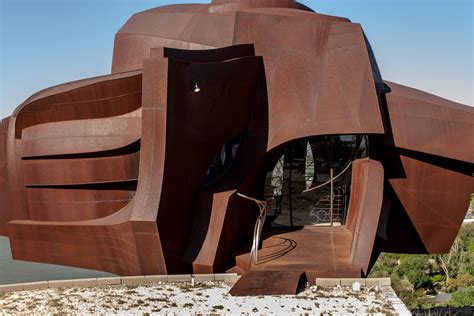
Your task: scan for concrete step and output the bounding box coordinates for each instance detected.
[305,267,362,285]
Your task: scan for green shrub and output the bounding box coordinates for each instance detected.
[468,241,474,253]
[396,255,432,289]
[448,287,474,307]
[369,223,474,309]
[446,274,474,292]
[430,274,445,284]
[398,288,432,309]
[369,253,399,278]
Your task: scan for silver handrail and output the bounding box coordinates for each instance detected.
[302,161,353,193]
[237,193,267,266]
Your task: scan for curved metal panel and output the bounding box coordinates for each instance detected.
[21,109,141,158]
[0,118,12,236]
[389,155,474,253]
[385,81,474,164]
[232,11,385,150]
[22,152,139,186]
[346,159,384,275]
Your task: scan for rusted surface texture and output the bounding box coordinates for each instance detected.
[114,0,385,149]
[388,155,474,253]
[22,152,139,186]
[227,160,384,284]
[3,44,266,276]
[0,0,472,296]
[112,1,313,73]
[370,81,474,258]
[149,50,265,273]
[3,70,147,273]
[385,81,474,164]
[25,188,133,222]
[209,0,312,13]
[232,227,359,275]
[0,118,12,236]
[112,11,232,72]
[21,109,141,158]
[229,270,304,296]
[346,159,384,275]
[14,71,142,137]
[7,220,142,275]
[233,11,384,149]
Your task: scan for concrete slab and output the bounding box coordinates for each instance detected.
[316,278,341,287]
[168,274,191,283]
[70,278,97,287]
[0,283,24,292]
[194,274,215,283]
[121,276,145,285]
[97,277,121,286]
[215,273,235,281]
[378,278,391,286]
[23,281,48,290]
[366,277,391,287]
[48,280,73,288]
[224,274,241,286]
[143,275,168,283]
[341,278,366,286]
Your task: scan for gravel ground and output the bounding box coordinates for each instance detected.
[0,281,399,315]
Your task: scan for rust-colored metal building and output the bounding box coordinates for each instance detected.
[1,0,473,295]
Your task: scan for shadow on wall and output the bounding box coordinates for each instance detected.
[0,237,115,285]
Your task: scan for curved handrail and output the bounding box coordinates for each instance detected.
[237,193,267,265]
[302,161,353,193]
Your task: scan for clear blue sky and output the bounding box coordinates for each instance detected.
[0,0,472,118]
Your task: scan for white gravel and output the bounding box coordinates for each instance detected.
[0,281,399,315]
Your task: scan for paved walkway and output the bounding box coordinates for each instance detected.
[234,226,360,276]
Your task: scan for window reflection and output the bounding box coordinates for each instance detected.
[203,134,243,186]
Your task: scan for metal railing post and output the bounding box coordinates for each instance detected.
[330,168,334,227]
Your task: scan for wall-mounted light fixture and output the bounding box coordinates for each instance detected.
[193,81,200,93]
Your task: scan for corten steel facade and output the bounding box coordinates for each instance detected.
[0,0,473,294]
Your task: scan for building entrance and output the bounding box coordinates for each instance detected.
[263,135,368,227]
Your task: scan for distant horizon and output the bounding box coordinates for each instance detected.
[1,0,473,118]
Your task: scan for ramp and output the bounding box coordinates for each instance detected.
[229,270,305,296]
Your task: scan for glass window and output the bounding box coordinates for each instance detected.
[203,134,244,186]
